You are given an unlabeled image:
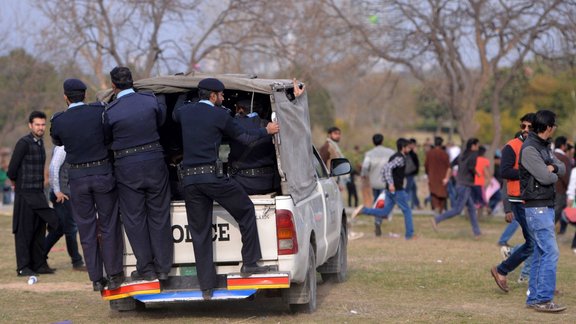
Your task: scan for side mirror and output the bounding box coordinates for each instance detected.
[330,158,351,177]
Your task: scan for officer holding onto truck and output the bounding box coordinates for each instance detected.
[51,78,124,291]
[103,67,173,283]
[228,99,280,195]
[173,77,279,300]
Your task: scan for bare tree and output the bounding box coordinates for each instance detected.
[32,0,283,88]
[326,0,569,149]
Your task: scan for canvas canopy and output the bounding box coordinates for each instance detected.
[99,72,317,204]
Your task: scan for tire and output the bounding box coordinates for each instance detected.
[289,245,317,314]
[109,297,145,312]
[320,223,348,283]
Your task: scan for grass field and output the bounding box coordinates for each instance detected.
[1,208,575,323]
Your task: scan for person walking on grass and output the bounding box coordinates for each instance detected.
[490,113,535,295]
[519,109,566,313]
[430,138,482,238]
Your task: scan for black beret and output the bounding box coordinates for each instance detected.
[63,78,87,94]
[198,78,225,92]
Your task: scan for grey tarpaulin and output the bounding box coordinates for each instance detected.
[272,89,316,204]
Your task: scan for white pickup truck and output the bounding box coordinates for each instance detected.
[99,74,350,313]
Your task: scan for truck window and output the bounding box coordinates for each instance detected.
[313,148,328,179]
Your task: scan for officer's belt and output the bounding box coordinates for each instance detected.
[114,141,161,158]
[230,166,275,177]
[68,158,109,169]
[179,164,215,177]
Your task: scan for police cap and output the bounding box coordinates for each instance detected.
[63,78,87,95]
[198,78,225,92]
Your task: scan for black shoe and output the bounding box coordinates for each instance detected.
[156,272,169,281]
[202,288,213,300]
[375,223,382,237]
[17,267,37,277]
[93,278,108,292]
[108,271,125,290]
[73,265,87,272]
[131,270,157,281]
[36,264,56,274]
[240,264,270,277]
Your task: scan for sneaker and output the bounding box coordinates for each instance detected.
[374,223,382,237]
[532,301,567,313]
[517,275,528,284]
[347,231,364,241]
[572,248,576,255]
[499,245,511,259]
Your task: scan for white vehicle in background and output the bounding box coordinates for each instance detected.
[98,73,350,313]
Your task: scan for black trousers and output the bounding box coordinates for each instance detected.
[13,192,57,273]
[183,178,262,290]
[115,158,173,275]
[69,173,123,282]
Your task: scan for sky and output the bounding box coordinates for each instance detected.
[1,0,46,55]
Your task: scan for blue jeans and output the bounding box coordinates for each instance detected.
[361,206,387,218]
[498,219,519,246]
[369,189,414,239]
[496,203,533,277]
[447,178,457,208]
[510,244,531,278]
[405,175,420,208]
[488,190,502,212]
[434,185,481,236]
[525,207,558,305]
[44,191,83,267]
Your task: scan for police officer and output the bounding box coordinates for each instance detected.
[173,78,279,300]
[228,99,280,195]
[103,67,173,282]
[51,78,124,291]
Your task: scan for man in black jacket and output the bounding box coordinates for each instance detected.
[405,138,421,209]
[519,109,566,312]
[8,111,58,276]
[370,138,414,239]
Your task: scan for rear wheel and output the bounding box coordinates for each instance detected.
[320,224,348,283]
[289,245,317,313]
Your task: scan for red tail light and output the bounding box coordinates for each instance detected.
[276,209,298,255]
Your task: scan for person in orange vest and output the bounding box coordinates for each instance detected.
[490,113,535,293]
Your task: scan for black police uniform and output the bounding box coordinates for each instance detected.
[51,99,124,284]
[173,86,271,291]
[103,89,173,278]
[228,113,280,194]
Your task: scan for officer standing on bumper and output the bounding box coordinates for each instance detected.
[50,78,124,291]
[173,78,279,300]
[103,67,173,282]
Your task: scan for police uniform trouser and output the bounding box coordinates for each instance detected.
[69,173,123,282]
[183,178,262,290]
[115,158,173,275]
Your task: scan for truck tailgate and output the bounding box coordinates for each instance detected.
[121,196,278,266]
